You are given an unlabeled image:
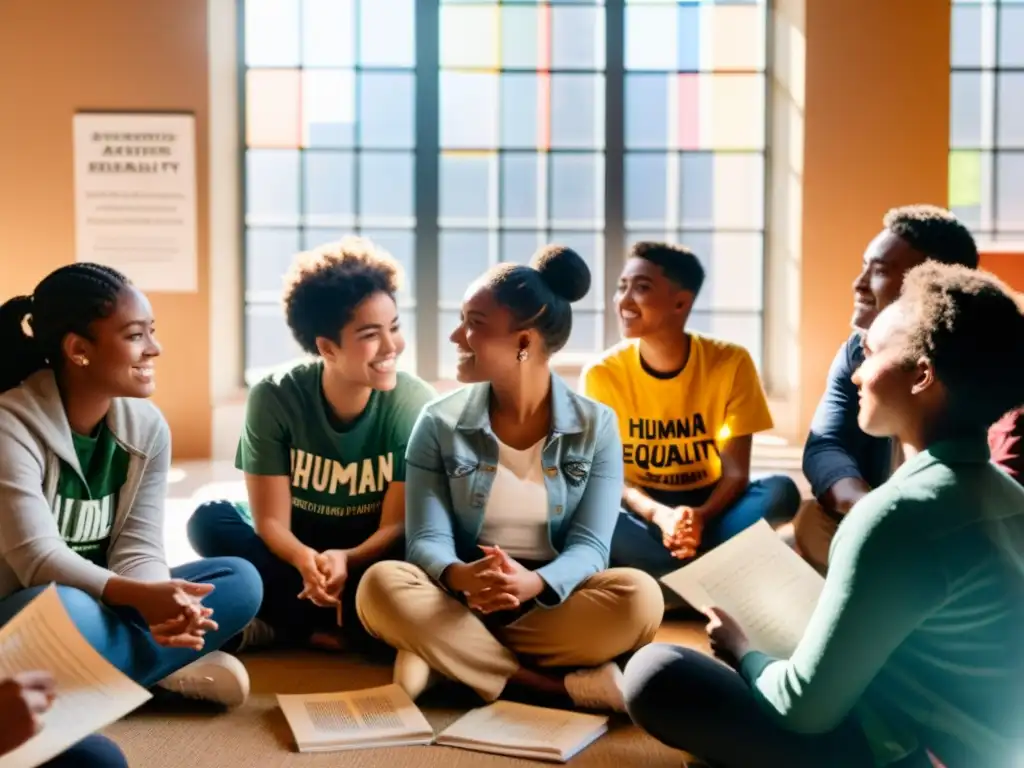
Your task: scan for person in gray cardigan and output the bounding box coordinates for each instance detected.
[0,264,262,729]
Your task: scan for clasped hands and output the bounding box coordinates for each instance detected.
[295,548,349,608]
[121,579,218,651]
[445,545,545,615]
[652,504,704,560]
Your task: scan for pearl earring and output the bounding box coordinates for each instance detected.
[517,348,529,363]
[77,357,89,367]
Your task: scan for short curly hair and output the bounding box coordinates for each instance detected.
[282,237,401,355]
[630,241,706,295]
[883,205,979,269]
[896,262,1024,428]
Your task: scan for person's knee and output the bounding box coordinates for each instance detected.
[597,568,666,647]
[55,586,105,622]
[47,735,127,768]
[622,643,687,723]
[761,475,802,520]
[207,556,264,621]
[186,500,239,556]
[355,561,418,623]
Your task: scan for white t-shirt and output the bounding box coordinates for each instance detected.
[477,437,557,562]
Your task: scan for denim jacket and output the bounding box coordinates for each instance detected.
[404,374,624,606]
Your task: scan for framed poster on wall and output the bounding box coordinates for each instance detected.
[72,111,198,293]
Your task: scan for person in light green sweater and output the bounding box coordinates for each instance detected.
[623,262,1024,768]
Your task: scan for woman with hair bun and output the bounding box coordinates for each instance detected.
[357,245,664,712]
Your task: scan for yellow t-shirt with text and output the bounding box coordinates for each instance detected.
[580,335,773,492]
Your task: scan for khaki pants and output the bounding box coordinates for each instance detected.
[355,561,664,702]
[792,499,840,574]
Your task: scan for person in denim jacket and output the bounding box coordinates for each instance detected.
[356,245,664,713]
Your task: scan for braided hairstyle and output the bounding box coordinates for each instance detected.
[0,263,131,393]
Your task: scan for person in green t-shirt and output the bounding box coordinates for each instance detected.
[623,263,1024,768]
[187,237,436,652]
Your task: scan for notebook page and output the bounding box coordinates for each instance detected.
[661,520,826,658]
[277,684,434,750]
[0,585,152,768]
[438,701,608,753]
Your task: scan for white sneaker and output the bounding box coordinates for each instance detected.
[157,651,250,707]
[235,618,276,652]
[394,650,440,700]
[564,662,626,712]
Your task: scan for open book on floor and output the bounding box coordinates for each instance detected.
[435,700,609,763]
[277,683,434,753]
[661,519,826,658]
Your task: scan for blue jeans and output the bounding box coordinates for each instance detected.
[187,501,397,651]
[612,475,800,607]
[0,558,262,689]
[43,735,127,767]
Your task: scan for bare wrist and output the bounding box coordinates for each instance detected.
[102,576,144,608]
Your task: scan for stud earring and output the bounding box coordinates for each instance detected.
[76,357,89,367]
[517,348,529,363]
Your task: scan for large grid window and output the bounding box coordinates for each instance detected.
[242,0,769,383]
[950,0,1024,243]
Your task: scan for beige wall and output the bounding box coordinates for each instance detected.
[0,0,212,458]
[0,0,957,457]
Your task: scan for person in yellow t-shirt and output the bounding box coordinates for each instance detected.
[580,242,800,598]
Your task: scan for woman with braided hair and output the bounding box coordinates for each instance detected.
[0,265,263,762]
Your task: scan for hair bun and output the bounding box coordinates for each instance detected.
[531,245,591,303]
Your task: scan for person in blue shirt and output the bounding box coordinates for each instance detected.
[796,205,980,571]
[356,246,664,713]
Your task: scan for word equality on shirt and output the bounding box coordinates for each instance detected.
[290,449,394,496]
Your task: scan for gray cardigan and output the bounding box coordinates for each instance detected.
[0,370,171,600]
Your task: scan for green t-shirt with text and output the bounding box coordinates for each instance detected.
[54,424,131,566]
[236,361,437,550]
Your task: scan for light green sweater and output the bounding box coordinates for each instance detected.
[740,437,1024,767]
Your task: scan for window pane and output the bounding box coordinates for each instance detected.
[687,152,765,230]
[996,152,1024,230]
[708,4,764,71]
[551,74,604,148]
[501,231,544,263]
[302,228,347,251]
[245,0,299,67]
[951,72,985,149]
[359,72,415,149]
[501,74,540,149]
[675,231,713,312]
[705,74,765,150]
[397,308,417,374]
[245,228,300,294]
[997,74,1024,148]
[999,6,1024,68]
[246,70,300,148]
[303,151,355,227]
[359,153,415,225]
[552,7,605,69]
[501,6,539,69]
[441,5,499,68]
[245,304,305,382]
[501,153,543,227]
[440,153,497,224]
[441,73,499,148]
[676,4,700,73]
[626,5,678,71]
[560,309,602,355]
[706,313,763,371]
[949,150,989,230]
[625,74,670,148]
[550,153,604,226]
[439,230,494,305]
[361,229,417,304]
[361,0,415,67]
[625,153,669,227]
[302,0,354,67]
[951,4,984,69]
[706,232,763,311]
[302,70,356,148]
[246,150,300,226]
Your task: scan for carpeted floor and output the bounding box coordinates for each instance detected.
[104,623,710,767]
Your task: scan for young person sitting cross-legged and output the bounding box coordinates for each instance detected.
[624,262,1024,768]
[581,242,800,594]
[187,238,436,652]
[0,264,261,709]
[796,205,986,573]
